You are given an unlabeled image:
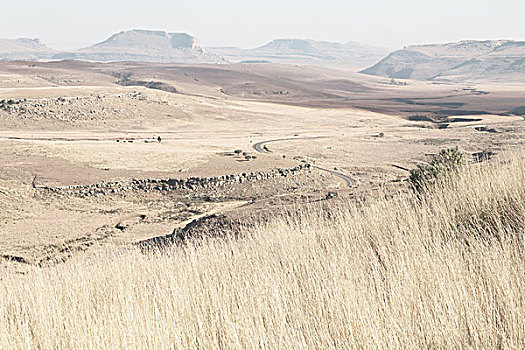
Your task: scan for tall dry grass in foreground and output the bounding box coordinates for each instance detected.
[1,156,524,349]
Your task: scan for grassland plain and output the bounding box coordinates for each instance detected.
[0,153,524,349]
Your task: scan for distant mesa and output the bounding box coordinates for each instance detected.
[209,39,391,70]
[101,30,201,50]
[1,33,523,80]
[361,40,525,82]
[240,60,272,64]
[0,38,55,61]
[253,39,327,58]
[52,30,225,64]
[0,30,224,64]
[0,32,390,70]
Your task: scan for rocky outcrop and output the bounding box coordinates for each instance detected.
[0,92,151,122]
[42,164,312,197]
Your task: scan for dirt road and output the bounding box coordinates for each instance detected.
[252,137,355,187]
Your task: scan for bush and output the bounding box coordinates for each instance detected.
[409,147,463,192]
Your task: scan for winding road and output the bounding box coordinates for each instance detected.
[252,137,355,187]
[310,165,354,187]
[253,136,324,153]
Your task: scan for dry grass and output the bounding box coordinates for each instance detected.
[1,156,524,349]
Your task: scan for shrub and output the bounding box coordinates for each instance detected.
[409,147,463,192]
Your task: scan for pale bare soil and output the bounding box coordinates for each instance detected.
[0,154,524,349]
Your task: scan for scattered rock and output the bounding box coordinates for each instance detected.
[42,164,312,197]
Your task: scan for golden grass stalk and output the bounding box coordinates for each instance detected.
[1,155,524,349]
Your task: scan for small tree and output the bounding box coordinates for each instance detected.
[409,147,463,192]
[234,150,242,156]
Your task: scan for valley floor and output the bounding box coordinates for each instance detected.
[0,61,524,269]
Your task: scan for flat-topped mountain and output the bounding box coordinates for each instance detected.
[53,30,225,63]
[209,39,390,70]
[361,40,525,81]
[0,38,55,61]
[1,33,522,81]
[253,39,329,57]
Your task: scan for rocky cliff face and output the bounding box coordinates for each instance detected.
[52,30,225,63]
[361,40,525,81]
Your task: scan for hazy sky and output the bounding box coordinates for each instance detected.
[1,0,524,50]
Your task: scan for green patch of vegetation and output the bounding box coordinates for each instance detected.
[409,147,463,192]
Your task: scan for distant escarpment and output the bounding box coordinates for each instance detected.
[361,40,525,82]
